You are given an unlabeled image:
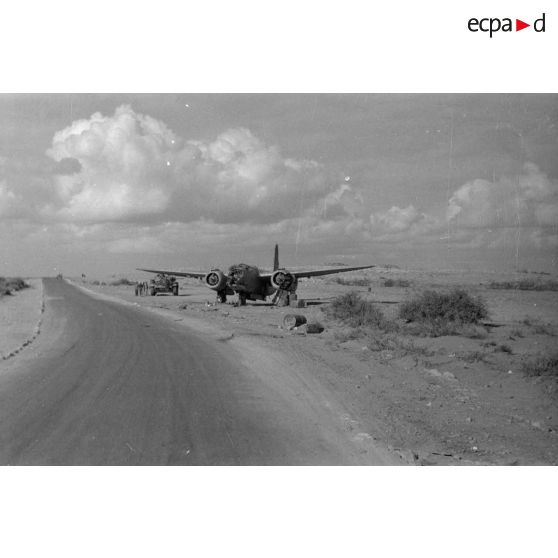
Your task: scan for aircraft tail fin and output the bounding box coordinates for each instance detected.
[273,244,279,271]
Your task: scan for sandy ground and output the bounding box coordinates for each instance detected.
[3,269,557,464]
[0,279,44,360]
[76,268,558,465]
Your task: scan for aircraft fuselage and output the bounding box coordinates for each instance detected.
[226,264,275,301]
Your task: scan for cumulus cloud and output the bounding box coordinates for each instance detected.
[369,204,438,236]
[0,179,17,217]
[41,105,331,225]
[5,105,556,267]
[0,156,27,218]
[51,157,82,175]
[447,163,558,229]
[107,236,168,254]
[321,183,365,218]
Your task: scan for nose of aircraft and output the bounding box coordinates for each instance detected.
[227,266,243,288]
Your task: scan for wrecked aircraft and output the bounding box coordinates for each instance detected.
[138,244,374,306]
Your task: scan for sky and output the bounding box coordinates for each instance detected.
[1,93,557,277]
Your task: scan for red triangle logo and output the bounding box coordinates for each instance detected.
[516,19,530,31]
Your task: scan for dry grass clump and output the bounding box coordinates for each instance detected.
[531,323,556,336]
[458,350,491,364]
[517,318,556,336]
[402,320,487,338]
[334,328,365,342]
[509,327,524,338]
[0,277,30,297]
[109,278,135,286]
[383,278,411,288]
[397,289,489,338]
[324,291,391,330]
[399,289,488,324]
[366,334,399,352]
[333,276,371,287]
[488,279,558,292]
[367,334,434,357]
[522,353,558,378]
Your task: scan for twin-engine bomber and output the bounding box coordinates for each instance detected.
[138,244,374,306]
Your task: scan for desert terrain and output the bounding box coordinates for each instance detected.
[83,267,558,465]
[2,268,557,465]
[0,279,43,360]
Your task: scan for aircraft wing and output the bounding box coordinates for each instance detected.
[260,264,375,279]
[136,268,206,279]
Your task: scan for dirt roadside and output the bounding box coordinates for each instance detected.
[0,279,44,361]
[71,280,401,464]
[81,269,558,466]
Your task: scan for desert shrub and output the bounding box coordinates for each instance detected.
[324,291,391,329]
[522,353,558,378]
[365,333,434,357]
[488,279,558,292]
[109,278,135,286]
[517,319,556,336]
[383,278,411,288]
[334,276,371,287]
[399,289,488,324]
[0,277,30,297]
[0,279,10,296]
[509,328,524,338]
[459,324,489,339]
[395,338,435,357]
[458,350,491,364]
[532,323,556,336]
[90,280,100,285]
[496,344,513,353]
[334,328,365,342]
[366,334,398,352]
[401,320,452,337]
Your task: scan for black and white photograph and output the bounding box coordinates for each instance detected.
[1,93,557,466]
[0,1,556,557]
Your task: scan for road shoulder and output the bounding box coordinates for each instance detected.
[0,279,44,361]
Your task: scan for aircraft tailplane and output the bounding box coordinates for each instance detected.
[273,244,279,271]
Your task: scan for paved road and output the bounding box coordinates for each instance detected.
[0,279,395,465]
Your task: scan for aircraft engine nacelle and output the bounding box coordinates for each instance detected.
[204,269,228,291]
[271,269,297,292]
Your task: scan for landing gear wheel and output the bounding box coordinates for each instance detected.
[238,293,247,306]
[217,290,227,303]
[173,285,179,296]
[276,289,290,307]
